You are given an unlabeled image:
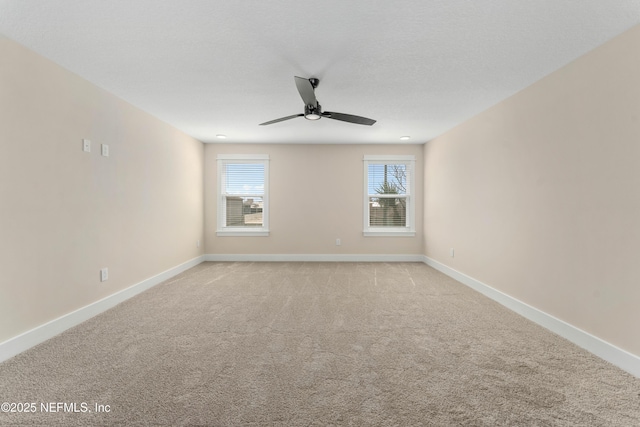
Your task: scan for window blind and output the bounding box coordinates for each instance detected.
[221,162,265,228]
[223,163,265,196]
[367,163,409,228]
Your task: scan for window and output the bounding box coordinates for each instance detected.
[363,155,415,236]
[217,154,269,236]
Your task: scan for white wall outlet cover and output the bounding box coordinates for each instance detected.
[101,144,109,157]
[100,268,108,282]
[82,139,91,152]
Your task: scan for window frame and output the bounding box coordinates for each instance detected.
[363,155,415,237]
[216,154,270,237]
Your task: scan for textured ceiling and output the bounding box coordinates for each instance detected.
[1,1,639,144]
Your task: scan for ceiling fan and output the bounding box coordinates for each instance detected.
[259,76,376,126]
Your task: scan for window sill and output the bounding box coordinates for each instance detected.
[217,230,270,237]
[363,230,415,237]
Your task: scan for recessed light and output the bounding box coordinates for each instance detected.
[216,134,227,139]
[400,136,411,141]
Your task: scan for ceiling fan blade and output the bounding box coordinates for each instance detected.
[323,111,376,126]
[294,76,317,106]
[259,114,304,126]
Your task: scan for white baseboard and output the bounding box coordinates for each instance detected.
[0,255,205,364]
[6,253,636,378]
[422,256,640,378]
[204,253,425,262]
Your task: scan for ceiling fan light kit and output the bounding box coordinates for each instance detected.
[304,104,321,120]
[260,76,376,126]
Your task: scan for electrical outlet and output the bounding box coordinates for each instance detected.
[82,139,91,152]
[100,268,108,282]
[101,144,109,157]
[450,248,455,257]
[336,238,341,246]
[197,239,200,248]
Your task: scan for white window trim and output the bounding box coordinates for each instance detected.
[217,154,270,237]
[363,155,416,237]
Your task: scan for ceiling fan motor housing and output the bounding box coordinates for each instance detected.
[304,103,322,120]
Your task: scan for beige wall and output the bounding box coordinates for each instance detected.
[205,143,423,255]
[0,35,204,343]
[424,26,640,356]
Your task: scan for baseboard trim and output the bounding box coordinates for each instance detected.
[6,254,636,378]
[204,254,425,262]
[422,256,640,378]
[0,255,205,364]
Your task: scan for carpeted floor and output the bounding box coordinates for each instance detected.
[0,261,638,426]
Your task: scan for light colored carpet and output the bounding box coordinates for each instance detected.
[0,262,638,426]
